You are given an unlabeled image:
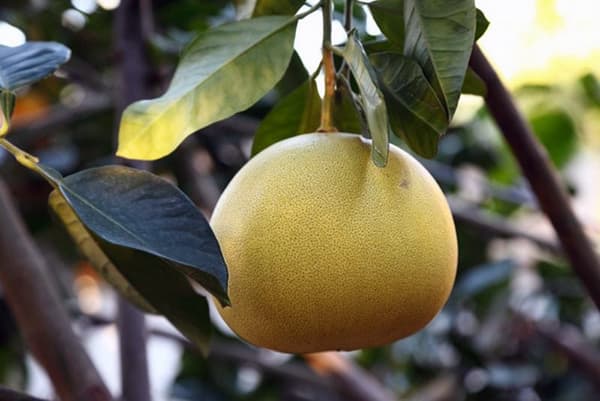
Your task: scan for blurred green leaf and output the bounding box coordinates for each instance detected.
[579,73,600,107]
[235,0,304,19]
[371,52,447,158]
[368,0,405,47]
[462,67,487,96]
[338,34,390,167]
[0,42,71,91]
[453,260,514,301]
[252,79,321,155]
[118,16,297,160]
[528,108,577,168]
[403,0,476,118]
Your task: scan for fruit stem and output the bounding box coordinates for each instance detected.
[318,0,337,133]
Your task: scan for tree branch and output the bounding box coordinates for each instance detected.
[113,1,153,401]
[469,45,600,310]
[0,386,51,401]
[0,180,111,401]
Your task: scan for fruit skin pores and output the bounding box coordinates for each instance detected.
[211,133,458,353]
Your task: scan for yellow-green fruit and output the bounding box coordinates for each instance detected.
[211,133,457,353]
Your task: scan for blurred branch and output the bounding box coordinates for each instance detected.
[517,314,600,391]
[8,96,111,148]
[113,1,153,401]
[448,197,561,255]
[0,387,50,401]
[0,180,111,401]
[470,45,600,311]
[304,353,397,401]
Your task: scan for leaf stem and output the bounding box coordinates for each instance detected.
[318,0,337,133]
[0,138,59,187]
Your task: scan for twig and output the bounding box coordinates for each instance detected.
[469,45,600,310]
[0,386,50,401]
[113,1,153,401]
[0,180,111,401]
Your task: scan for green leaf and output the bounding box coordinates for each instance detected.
[461,67,487,96]
[371,52,447,158]
[0,90,15,137]
[252,79,321,155]
[338,34,391,167]
[368,0,405,47]
[0,42,71,91]
[49,191,157,313]
[475,8,490,41]
[236,0,305,19]
[118,16,297,160]
[403,0,476,118]
[369,0,405,48]
[56,166,229,305]
[363,40,398,54]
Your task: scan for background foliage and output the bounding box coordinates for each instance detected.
[0,1,600,401]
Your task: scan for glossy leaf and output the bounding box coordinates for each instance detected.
[338,35,390,167]
[252,79,321,155]
[403,0,476,118]
[0,42,71,91]
[56,166,229,305]
[369,0,405,47]
[371,52,447,158]
[118,16,297,160]
[462,67,487,96]
[49,190,156,313]
[475,8,490,41]
[236,0,304,19]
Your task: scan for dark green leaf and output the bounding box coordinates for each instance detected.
[368,0,405,47]
[462,67,487,96]
[118,16,297,160]
[338,34,390,167]
[0,42,71,91]
[235,0,304,19]
[403,0,476,118]
[99,240,213,355]
[363,40,398,54]
[334,84,365,134]
[56,165,229,305]
[475,8,490,41]
[371,52,447,158]
[252,79,321,155]
[49,190,157,313]
[275,51,310,96]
